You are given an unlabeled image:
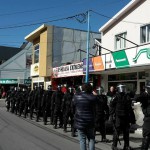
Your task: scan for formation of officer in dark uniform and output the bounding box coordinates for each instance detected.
[7,82,150,149]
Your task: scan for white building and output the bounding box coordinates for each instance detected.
[98,0,150,94]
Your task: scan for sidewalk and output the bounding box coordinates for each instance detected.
[22,116,144,150]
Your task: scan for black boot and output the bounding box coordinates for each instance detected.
[123,146,132,150]
[141,136,150,150]
[111,145,120,150]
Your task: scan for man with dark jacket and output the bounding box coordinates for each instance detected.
[73,83,98,150]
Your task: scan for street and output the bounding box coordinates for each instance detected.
[0,107,79,150]
[0,100,149,150]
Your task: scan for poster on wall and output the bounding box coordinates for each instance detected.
[83,56,104,73]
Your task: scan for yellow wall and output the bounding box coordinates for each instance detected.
[39,26,53,77]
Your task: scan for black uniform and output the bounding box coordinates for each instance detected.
[51,88,64,129]
[135,81,150,150]
[110,84,132,150]
[62,89,75,136]
[41,89,53,125]
[95,94,109,142]
[36,86,44,122]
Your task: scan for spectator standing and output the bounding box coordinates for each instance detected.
[73,83,98,150]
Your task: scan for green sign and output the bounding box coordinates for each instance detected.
[0,79,18,84]
[0,79,31,85]
[112,50,130,68]
[24,79,31,85]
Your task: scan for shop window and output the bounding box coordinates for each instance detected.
[34,44,39,63]
[138,71,145,79]
[108,72,137,81]
[115,32,127,50]
[141,24,150,43]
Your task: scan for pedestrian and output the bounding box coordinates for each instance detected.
[107,86,116,97]
[110,83,133,150]
[73,83,98,150]
[135,81,150,150]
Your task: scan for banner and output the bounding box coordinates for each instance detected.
[112,50,130,68]
[83,56,104,72]
[52,62,83,78]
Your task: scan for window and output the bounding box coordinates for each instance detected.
[141,24,150,43]
[34,44,39,63]
[115,32,127,50]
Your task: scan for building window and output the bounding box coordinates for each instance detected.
[115,32,127,50]
[34,44,39,63]
[141,24,150,43]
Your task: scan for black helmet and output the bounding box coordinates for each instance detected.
[48,85,52,91]
[117,83,126,93]
[96,86,104,95]
[57,85,61,91]
[145,80,150,93]
[68,87,74,93]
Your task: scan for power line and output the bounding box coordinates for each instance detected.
[91,10,144,25]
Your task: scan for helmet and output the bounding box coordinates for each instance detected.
[48,85,52,91]
[117,83,126,93]
[145,80,150,94]
[96,86,104,95]
[57,85,61,91]
[68,87,74,93]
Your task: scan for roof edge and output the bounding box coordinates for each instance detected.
[24,24,49,42]
[99,0,142,33]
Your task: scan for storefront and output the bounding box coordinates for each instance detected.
[100,45,150,94]
[0,79,31,91]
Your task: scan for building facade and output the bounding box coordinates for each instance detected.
[98,0,150,94]
[0,42,32,91]
[25,24,100,89]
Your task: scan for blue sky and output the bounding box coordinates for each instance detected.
[0,0,130,47]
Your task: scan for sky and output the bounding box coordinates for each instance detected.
[0,0,131,48]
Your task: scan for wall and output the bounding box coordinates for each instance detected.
[101,0,149,53]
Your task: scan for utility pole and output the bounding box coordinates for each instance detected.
[85,10,90,83]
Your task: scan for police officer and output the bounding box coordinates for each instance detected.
[36,85,44,122]
[30,85,38,120]
[95,86,110,142]
[110,83,132,150]
[51,85,64,129]
[62,87,75,136]
[41,85,53,125]
[135,81,150,150]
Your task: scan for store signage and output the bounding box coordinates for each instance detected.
[0,79,31,84]
[133,48,150,62]
[112,50,130,68]
[31,63,39,76]
[83,56,104,72]
[52,62,83,78]
[0,79,18,84]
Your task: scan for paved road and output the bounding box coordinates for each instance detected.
[0,107,80,150]
[0,99,149,150]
